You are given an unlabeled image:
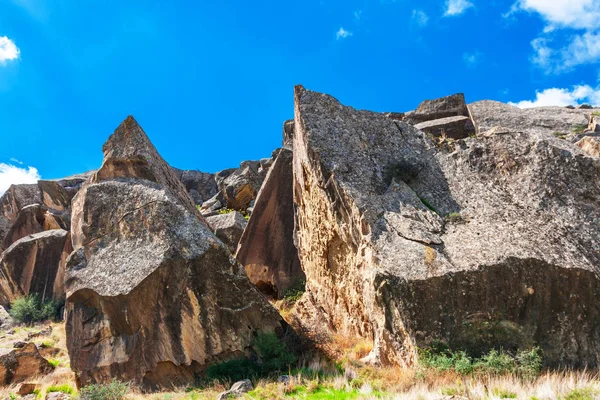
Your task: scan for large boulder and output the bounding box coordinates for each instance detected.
[405,94,475,139]
[0,230,71,306]
[171,168,217,205]
[236,148,304,298]
[65,116,284,389]
[220,161,264,211]
[0,343,53,385]
[292,86,600,368]
[2,204,68,249]
[205,211,247,253]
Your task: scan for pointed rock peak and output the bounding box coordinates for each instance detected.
[94,115,198,214]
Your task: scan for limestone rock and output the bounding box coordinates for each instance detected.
[205,211,247,253]
[220,161,264,211]
[171,168,217,205]
[414,115,475,139]
[576,136,600,158]
[65,116,284,389]
[236,148,304,298]
[0,343,52,385]
[292,86,600,368]
[0,230,71,306]
[2,204,68,249]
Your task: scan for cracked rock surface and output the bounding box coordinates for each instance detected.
[292,86,600,368]
[65,116,284,389]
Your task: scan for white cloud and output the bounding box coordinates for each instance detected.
[336,27,353,40]
[463,51,483,67]
[0,163,40,195]
[510,0,600,72]
[514,0,600,30]
[444,0,474,16]
[509,85,600,108]
[9,158,23,165]
[411,9,429,27]
[0,36,20,65]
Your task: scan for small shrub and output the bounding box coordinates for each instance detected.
[204,332,297,383]
[572,124,588,134]
[78,380,129,400]
[475,349,515,374]
[217,208,235,215]
[47,384,75,395]
[282,280,306,303]
[564,387,597,400]
[9,295,61,324]
[493,387,517,398]
[48,358,60,368]
[516,347,542,379]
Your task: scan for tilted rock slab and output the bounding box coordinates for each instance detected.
[0,343,53,385]
[236,147,304,298]
[292,86,600,367]
[0,230,71,306]
[2,204,68,249]
[205,211,247,253]
[65,116,283,389]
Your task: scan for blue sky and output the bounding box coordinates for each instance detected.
[1,0,599,193]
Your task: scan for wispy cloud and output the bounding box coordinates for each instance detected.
[463,51,483,67]
[509,85,600,108]
[336,27,353,40]
[354,10,363,20]
[0,36,20,65]
[444,0,474,16]
[0,162,40,195]
[509,0,600,73]
[411,9,429,27]
[9,158,23,165]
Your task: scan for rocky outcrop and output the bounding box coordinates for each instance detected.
[236,148,304,298]
[469,101,592,140]
[0,343,53,385]
[405,94,475,139]
[171,168,217,205]
[205,211,247,253]
[0,230,71,306]
[576,136,600,158]
[220,161,265,211]
[2,204,68,249]
[65,116,284,389]
[292,86,600,368]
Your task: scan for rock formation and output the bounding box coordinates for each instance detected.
[171,168,218,205]
[405,93,475,139]
[292,85,600,368]
[0,230,71,306]
[576,136,600,158]
[236,147,304,298]
[2,204,68,249]
[205,211,247,253]
[0,343,53,385]
[65,116,284,389]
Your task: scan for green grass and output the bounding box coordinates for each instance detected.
[419,346,542,378]
[493,387,518,398]
[563,387,597,400]
[218,208,235,215]
[47,384,75,395]
[591,111,600,117]
[553,131,568,139]
[247,386,367,399]
[78,381,129,400]
[572,124,588,134]
[282,280,306,303]
[47,358,60,368]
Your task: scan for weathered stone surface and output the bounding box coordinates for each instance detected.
[65,116,284,389]
[292,86,600,368]
[236,148,304,298]
[576,136,600,158]
[414,115,475,139]
[283,119,295,147]
[216,379,253,400]
[0,306,15,330]
[469,100,590,139]
[2,204,68,249]
[0,343,52,385]
[171,168,217,205]
[18,382,41,395]
[0,230,71,306]
[220,161,264,211]
[383,112,406,121]
[407,93,470,124]
[205,211,247,253]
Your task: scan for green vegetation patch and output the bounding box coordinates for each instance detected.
[47,384,75,395]
[9,294,62,324]
[78,380,129,400]
[282,279,306,303]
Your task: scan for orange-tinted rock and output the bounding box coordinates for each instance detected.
[0,343,52,385]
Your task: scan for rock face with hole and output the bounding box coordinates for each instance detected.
[292,86,600,368]
[65,116,284,389]
[0,229,71,306]
[236,148,304,298]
